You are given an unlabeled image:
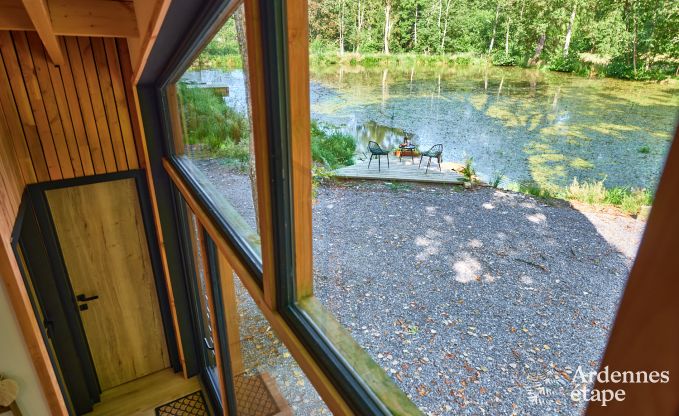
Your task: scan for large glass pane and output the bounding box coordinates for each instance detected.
[172,5,261,264]
[188,213,221,394]
[305,0,678,414]
[219,263,332,415]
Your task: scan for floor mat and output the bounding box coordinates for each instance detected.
[155,391,208,416]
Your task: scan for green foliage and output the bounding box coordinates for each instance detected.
[490,171,505,188]
[638,146,651,154]
[385,182,412,192]
[511,178,653,216]
[461,156,476,182]
[311,165,337,199]
[604,56,673,81]
[547,53,580,73]
[301,0,678,81]
[191,18,242,70]
[310,121,356,169]
[177,82,250,164]
[491,51,516,67]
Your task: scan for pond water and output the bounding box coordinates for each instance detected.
[184,66,679,189]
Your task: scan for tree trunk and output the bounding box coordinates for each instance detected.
[488,3,500,54]
[563,3,577,57]
[234,7,259,231]
[383,0,392,54]
[529,32,546,65]
[339,0,345,55]
[504,17,510,56]
[355,0,363,53]
[645,5,658,71]
[632,7,638,75]
[438,0,442,29]
[413,3,418,46]
[440,0,452,52]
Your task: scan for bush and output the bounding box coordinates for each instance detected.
[177,82,250,163]
[491,51,516,66]
[604,56,668,81]
[566,177,607,204]
[311,121,356,169]
[513,177,653,216]
[548,53,580,73]
[461,156,476,182]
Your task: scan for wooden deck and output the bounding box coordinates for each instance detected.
[334,156,465,184]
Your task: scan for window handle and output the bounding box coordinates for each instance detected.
[203,338,214,351]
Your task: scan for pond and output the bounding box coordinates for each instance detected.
[184,66,679,190]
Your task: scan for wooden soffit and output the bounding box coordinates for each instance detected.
[0,0,139,64]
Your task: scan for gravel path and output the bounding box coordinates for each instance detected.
[195,159,645,415]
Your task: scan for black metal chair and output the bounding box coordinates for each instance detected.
[419,144,443,173]
[368,141,390,171]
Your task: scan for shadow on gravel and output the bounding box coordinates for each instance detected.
[312,182,640,415]
[192,160,642,416]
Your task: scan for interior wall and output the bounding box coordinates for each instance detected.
[0,31,142,184]
[0,283,51,416]
[0,30,145,415]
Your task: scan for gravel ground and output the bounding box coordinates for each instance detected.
[195,159,645,415]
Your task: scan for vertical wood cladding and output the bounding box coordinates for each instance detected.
[0,31,141,188]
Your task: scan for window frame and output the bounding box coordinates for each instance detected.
[141,0,422,413]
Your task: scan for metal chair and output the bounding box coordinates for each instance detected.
[368,141,390,171]
[419,144,443,173]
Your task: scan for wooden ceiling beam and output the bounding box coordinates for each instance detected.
[20,0,64,65]
[0,0,139,39]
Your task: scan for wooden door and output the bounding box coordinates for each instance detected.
[46,178,169,390]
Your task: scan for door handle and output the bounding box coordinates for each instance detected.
[44,318,55,338]
[76,294,99,302]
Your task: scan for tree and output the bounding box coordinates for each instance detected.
[563,2,577,56]
[234,6,259,230]
[384,0,393,54]
[299,0,678,77]
[488,2,500,53]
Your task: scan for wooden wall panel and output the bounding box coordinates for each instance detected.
[0,63,68,416]
[0,30,140,183]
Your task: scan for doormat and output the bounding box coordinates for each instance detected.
[155,391,208,416]
[234,372,291,416]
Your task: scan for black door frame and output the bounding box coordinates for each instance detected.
[11,170,180,414]
[173,189,238,415]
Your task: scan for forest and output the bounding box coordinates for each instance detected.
[306,0,678,79]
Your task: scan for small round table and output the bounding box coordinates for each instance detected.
[398,144,416,162]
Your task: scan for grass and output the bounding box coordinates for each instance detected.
[177,82,250,166]
[460,156,476,183]
[509,178,653,216]
[490,171,505,188]
[309,52,487,70]
[638,146,651,154]
[311,121,356,169]
[310,122,356,199]
[385,182,413,192]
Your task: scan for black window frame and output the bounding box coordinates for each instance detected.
[138,0,421,414]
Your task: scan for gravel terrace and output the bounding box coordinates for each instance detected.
[195,159,645,415]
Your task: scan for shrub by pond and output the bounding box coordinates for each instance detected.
[178,82,250,165]
[311,121,356,169]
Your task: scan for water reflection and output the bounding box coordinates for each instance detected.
[311,64,678,190]
[184,65,678,190]
[349,121,412,153]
